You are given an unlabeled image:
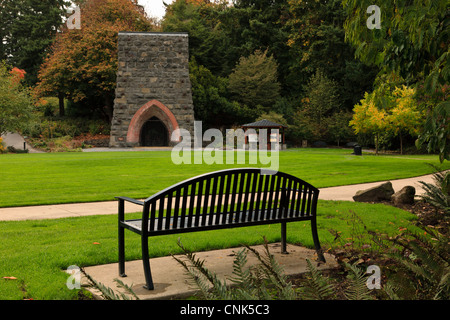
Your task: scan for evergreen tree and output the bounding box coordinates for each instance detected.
[228,49,281,112]
[286,0,378,109]
[0,0,69,85]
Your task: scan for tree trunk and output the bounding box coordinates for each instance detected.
[375,133,379,155]
[103,93,114,122]
[58,92,65,117]
[399,131,403,155]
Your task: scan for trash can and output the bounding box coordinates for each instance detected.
[353,145,362,156]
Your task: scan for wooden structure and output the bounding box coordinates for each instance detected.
[241,119,287,150]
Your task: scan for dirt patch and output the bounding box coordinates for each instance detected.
[382,199,448,234]
[73,134,110,148]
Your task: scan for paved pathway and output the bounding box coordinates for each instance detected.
[0,172,437,221]
[0,132,44,153]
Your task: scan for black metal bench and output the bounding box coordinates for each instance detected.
[117,168,325,290]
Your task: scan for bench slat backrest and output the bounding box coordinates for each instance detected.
[142,168,318,233]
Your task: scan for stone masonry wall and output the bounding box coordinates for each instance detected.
[110,32,195,147]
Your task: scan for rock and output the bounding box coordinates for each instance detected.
[392,186,416,205]
[313,141,328,147]
[353,182,395,203]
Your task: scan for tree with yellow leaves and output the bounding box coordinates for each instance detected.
[388,86,424,154]
[349,92,387,155]
[350,82,424,154]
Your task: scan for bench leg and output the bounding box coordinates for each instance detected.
[118,199,127,277]
[142,237,155,290]
[281,222,288,254]
[311,217,326,263]
[118,224,126,277]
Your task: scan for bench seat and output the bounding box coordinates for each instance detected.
[121,209,314,235]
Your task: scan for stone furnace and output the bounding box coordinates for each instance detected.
[110,32,195,147]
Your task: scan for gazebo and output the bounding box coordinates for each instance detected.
[241,119,287,150]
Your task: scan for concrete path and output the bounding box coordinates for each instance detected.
[0,172,437,221]
[319,172,436,201]
[0,132,44,153]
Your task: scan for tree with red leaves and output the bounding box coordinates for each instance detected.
[35,0,157,119]
[0,63,34,136]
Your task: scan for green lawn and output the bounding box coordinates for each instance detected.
[0,148,443,300]
[0,148,448,207]
[0,200,417,300]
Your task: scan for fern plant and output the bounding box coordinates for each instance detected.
[80,267,140,300]
[418,165,450,217]
[173,237,377,300]
[172,239,232,300]
[343,262,374,300]
[173,237,298,300]
[383,225,450,300]
[298,259,335,300]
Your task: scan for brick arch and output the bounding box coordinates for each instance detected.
[127,100,180,146]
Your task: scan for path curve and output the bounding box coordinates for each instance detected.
[0,172,442,221]
[1,132,44,153]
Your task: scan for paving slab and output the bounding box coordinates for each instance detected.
[82,242,338,300]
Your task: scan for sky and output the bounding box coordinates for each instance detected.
[138,0,175,20]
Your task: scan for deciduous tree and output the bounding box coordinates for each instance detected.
[0,62,34,135]
[35,0,156,120]
[343,0,448,160]
[387,86,423,154]
[350,78,424,154]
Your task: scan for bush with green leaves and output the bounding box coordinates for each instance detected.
[0,61,34,135]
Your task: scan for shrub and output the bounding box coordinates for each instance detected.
[383,225,449,300]
[0,137,5,153]
[418,165,450,217]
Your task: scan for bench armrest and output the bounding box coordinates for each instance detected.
[116,196,144,206]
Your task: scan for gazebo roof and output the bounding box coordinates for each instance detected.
[241,119,287,128]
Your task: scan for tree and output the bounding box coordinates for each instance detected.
[35,0,156,120]
[222,0,293,93]
[304,69,341,125]
[416,84,449,163]
[325,111,354,147]
[289,69,344,143]
[350,79,424,154]
[162,0,233,76]
[343,0,449,160]
[0,0,69,85]
[228,49,281,111]
[387,86,424,154]
[0,62,34,135]
[343,0,448,88]
[349,91,387,155]
[189,58,252,128]
[286,0,378,109]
